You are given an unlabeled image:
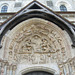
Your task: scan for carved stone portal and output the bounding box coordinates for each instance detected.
[3,18,70,66]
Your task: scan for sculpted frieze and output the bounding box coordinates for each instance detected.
[18,54,51,64]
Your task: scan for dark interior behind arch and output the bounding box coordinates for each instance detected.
[23,71,53,75]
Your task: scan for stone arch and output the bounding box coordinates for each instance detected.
[18,66,59,75]
[2,18,72,75]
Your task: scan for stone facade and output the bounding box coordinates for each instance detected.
[0,0,75,25]
[0,0,75,12]
[0,18,75,75]
[0,0,75,75]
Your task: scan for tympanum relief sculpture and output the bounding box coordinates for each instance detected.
[1,18,74,75]
[1,19,69,67]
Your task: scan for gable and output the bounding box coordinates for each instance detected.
[0,1,75,48]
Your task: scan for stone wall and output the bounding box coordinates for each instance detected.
[0,18,75,75]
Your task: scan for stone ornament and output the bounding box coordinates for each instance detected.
[2,18,73,75]
[6,18,68,65]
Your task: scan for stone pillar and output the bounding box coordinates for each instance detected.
[72,65,75,75]
[1,60,4,75]
[9,65,13,75]
[70,61,74,75]
[4,65,7,75]
[58,64,64,75]
[4,60,8,75]
[63,66,67,75]
[7,66,10,75]
[73,60,75,74]
[0,59,2,75]
[12,65,17,75]
[1,67,4,75]
[68,64,72,75]
[0,63,1,75]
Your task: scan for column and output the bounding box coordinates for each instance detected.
[1,61,4,75]
[0,61,2,75]
[12,65,17,75]
[59,64,64,75]
[63,66,66,75]
[68,64,72,75]
[7,66,10,75]
[9,65,13,75]
[70,61,74,75]
[73,60,75,74]
[4,60,8,75]
[71,65,75,75]
[4,66,7,75]
[1,67,4,75]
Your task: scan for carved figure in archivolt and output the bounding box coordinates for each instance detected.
[32,35,41,52]
[40,39,49,52]
[20,39,33,53]
[29,54,38,64]
[39,54,46,64]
